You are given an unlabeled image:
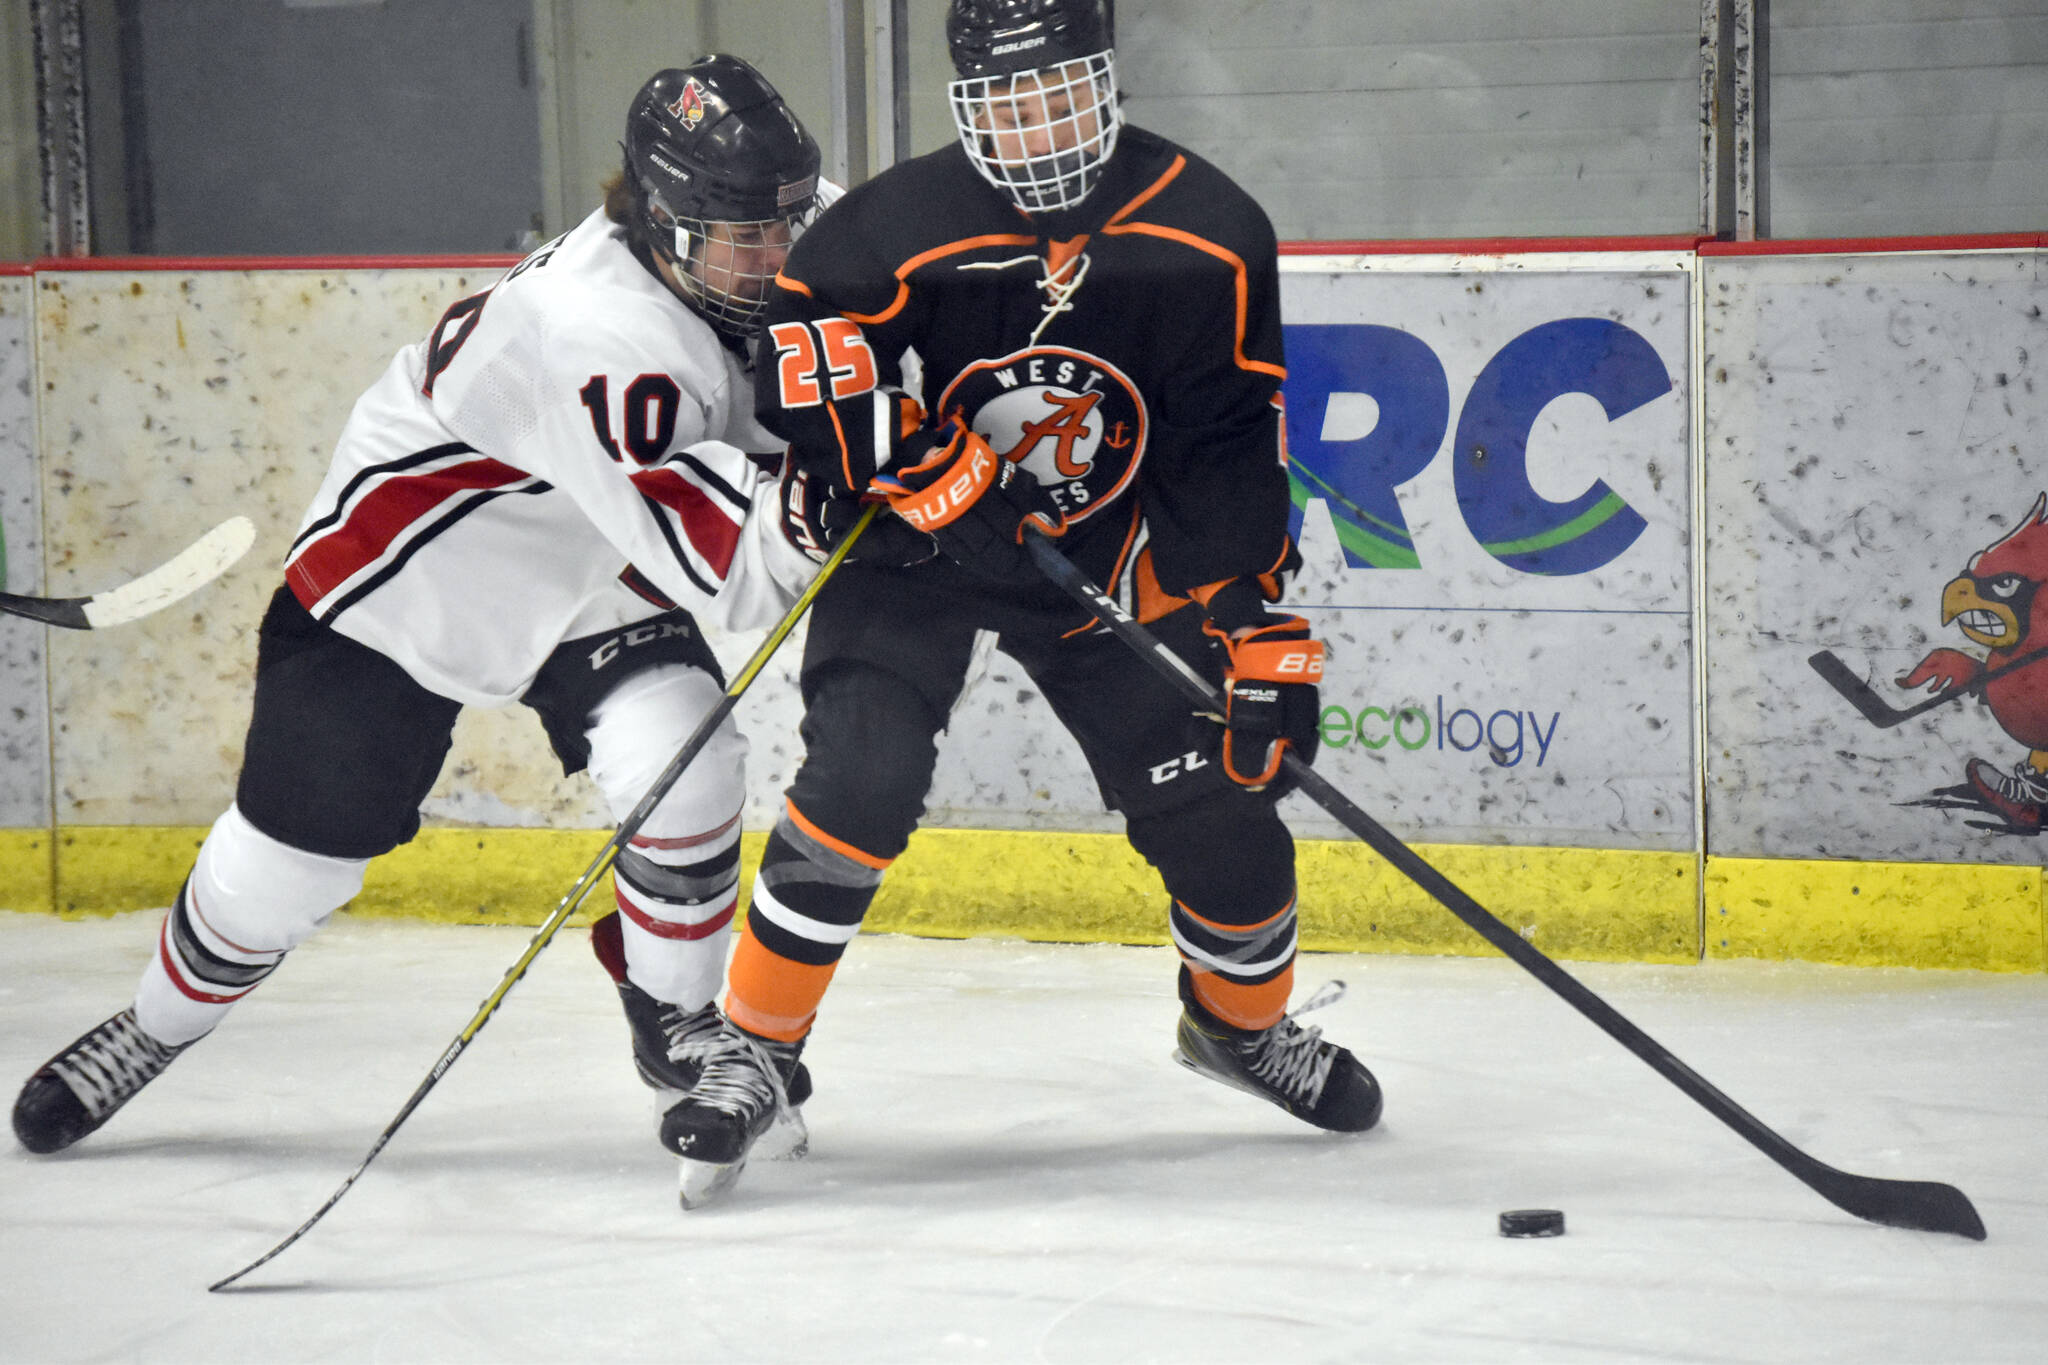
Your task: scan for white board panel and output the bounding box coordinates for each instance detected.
[1703,248,2048,862]
[33,266,600,830]
[0,275,48,828]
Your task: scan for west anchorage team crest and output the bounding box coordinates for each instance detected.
[938,347,1147,526]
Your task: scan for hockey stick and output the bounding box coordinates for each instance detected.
[208,505,879,1292]
[1808,644,2048,729]
[1027,536,1986,1241]
[0,516,256,628]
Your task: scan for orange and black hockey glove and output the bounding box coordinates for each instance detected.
[1196,576,1325,791]
[869,417,1059,582]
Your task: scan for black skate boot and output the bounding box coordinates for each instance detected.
[13,1008,191,1154]
[591,910,811,1107]
[616,977,727,1098]
[659,1022,808,1209]
[1173,971,1383,1133]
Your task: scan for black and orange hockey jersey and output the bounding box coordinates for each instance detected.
[756,125,1292,611]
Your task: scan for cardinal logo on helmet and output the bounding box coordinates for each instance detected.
[667,78,708,130]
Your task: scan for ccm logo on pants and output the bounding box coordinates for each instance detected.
[589,619,694,670]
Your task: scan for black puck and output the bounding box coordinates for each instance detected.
[1498,1208,1566,1238]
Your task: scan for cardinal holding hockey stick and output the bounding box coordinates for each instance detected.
[658,0,1382,1209]
[14,58,844,1170]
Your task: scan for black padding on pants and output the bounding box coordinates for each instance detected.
[236,587,463,860]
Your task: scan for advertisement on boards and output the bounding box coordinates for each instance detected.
[1277,256,1696,850]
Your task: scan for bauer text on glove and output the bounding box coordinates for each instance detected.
[869,419,1061,581]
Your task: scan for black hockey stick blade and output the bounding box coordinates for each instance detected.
[0,516,255,629]
[209,507,878,1292]
[1808,644,2048,729]
[1029,536,1986,1241]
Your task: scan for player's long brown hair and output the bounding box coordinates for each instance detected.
[602,171,633,227]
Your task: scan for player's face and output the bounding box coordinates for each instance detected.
[687,219,795,304]
[974,61,1105,165]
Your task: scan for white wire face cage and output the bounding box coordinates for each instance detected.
[658,205,811,341]
[948,50,1122,213]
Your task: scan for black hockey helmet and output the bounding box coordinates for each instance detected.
[946,0,1113,79]
[945,1,1121,213]
[622,56,822,339]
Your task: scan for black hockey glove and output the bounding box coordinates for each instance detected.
[870,418,1060,583]
[777,452,936,569]
[1196,576,1324,791]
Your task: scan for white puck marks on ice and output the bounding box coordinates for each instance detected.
[1498,1208,1566,1238]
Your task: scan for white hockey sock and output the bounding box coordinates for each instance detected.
[584,663,750,1011]
[133,804,366,1046]
[612,815,742,1008]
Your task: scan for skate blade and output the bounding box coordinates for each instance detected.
[1173,1045,1274,1106]
[677,1155,750,1210]
[753,1106,810,1163]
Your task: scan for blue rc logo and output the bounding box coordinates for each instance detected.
[1283,318,1672,576]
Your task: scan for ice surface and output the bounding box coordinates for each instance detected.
[3,911,2043,1363]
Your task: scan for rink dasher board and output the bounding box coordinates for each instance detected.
[1275,257,1696,852]
[3,248,2046,973]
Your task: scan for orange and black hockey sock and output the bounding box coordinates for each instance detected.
[1172,893,1299,1032]
[1127,791,1301,1031]
[725,802,892,1042]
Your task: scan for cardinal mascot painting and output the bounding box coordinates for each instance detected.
[1810,492,2048,833]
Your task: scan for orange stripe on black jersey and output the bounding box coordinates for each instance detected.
[1102,219,1287,383]
[1105,155,1188,229]
[823,400,857,490]
[806,232,1038,328]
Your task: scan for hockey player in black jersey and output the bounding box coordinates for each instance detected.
[13,58,832,1165]
[661,0,1382,1207]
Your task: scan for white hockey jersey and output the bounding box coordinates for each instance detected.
[284,208,815,707]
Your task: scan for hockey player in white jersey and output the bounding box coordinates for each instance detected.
[13,56,835,1164]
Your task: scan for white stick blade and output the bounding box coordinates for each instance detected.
[81,516,257,628]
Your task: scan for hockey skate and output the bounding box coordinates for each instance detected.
[615,977,728,1099]
[12,1008,191,1154]
[1173,972,1383,1133]
[659,1021,807,1209]
[593,910,811,1156]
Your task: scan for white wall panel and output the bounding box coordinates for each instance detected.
[0,274,47,827]
[1117,0,1705,240]
[33,266,598,830]
[1704,248,2048,862]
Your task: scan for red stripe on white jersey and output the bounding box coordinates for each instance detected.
[286,455,536,609]
[629,466,743,580]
